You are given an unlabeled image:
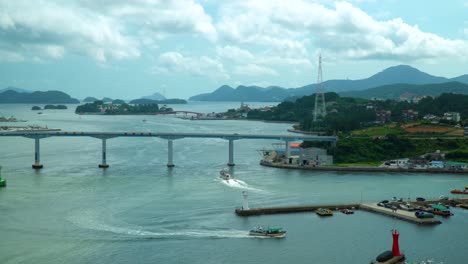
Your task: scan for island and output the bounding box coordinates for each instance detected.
[75,100,174,115]
[0,90,79,104]
[129,98,187,104]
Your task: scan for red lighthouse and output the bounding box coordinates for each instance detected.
[391,229,401,256]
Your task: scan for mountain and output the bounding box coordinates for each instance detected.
[142,92,166,101]
[0,90,80,104]
[129,98,187,104]
[339,81,468,100]
[0,86,31,93]
[189,65,468,102]
[83,96,99,102]
[102,97,113,102]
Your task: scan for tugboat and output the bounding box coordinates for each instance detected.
[316,208,333,216]
[219,169,232,180]
[249,226,286,238]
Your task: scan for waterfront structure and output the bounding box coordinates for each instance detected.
[261,145,333,166]
[0,131,337,169]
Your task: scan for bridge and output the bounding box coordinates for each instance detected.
[0,131,337,169]
[154,111,203,116]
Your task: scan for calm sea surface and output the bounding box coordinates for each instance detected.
[0,102,467,264]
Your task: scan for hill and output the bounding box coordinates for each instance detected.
[83,97,99,102]
[189,65,468,102]
[0,86,31,94]
[142,92,166,101]
[340,82,468,100]
[129,98,187,104]
[0,90,79,104]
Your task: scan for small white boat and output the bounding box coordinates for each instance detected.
[219,169,232,180]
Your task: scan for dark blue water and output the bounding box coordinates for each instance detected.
[0,103,467,263]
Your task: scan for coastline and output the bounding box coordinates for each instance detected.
[260,160,468,174]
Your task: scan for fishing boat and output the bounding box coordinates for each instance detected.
[219,169,232,180]
[316,208,333,216]
[249,226,286,238]
[340,209,354,214]
[450,189,468,194]
[430,204,453,216]
[414,211,434,218]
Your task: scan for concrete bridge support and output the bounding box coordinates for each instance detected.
[228,139,235,166]
[285,140,290,159]
[167,139,175,167]
[99,139,109,168]
[32,138,43,169]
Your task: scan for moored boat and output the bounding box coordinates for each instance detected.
[340,208,354,214]
[430,204,453,216]
[316,208,333,216]
[414,211,434,218]
[249,226,286,238]
[450,189,468,194]
[0,166,5,188]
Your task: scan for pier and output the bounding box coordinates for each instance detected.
[0,131,337,169]
[234,198,468,225]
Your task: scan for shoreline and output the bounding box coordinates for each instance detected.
[260,160,468,174]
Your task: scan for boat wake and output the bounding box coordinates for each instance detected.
[67,210,250,240]
[218,178,266,193]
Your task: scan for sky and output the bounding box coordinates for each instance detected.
[0,0,468,100]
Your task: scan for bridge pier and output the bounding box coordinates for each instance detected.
[32,138,43,169]
[98,139,109,168]
[167,139,175,167]
[285,140,290,159]
[228,139,235,166]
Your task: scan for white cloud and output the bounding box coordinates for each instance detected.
[234,64,278,76]
[0,0,216,62]
[216,0,468,62]
[155,52,229,80]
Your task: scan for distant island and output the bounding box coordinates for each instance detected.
[129,98,186,104]
[75,100,174,115]
[0,90,79,104]
[189,65,468,102]
[32,105,68,110]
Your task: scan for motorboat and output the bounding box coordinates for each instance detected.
[399,203,415,211]
[414,211,434,219]
[249,226,286,238]
[219,169,232,180]
[316,208,333,216]
[340,209,354,214]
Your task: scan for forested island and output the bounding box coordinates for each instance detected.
[246,92,468,164]
[75,100,173,115]
[0,90,79,104]
[32,105,68,110]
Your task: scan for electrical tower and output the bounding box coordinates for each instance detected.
[313,54,326,122]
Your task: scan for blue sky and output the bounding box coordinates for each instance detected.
[0,0,467,99]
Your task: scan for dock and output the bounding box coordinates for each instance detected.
[235,203,359,216]
[360,203,441,225]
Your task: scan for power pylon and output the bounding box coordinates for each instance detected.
[313,54,326,122]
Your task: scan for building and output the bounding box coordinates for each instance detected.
[376,110,391,123]
[298,147,333,166]
[401,109,418,122]
[443,112,461,122]
[379,158,409,168]
[464,127,468,137]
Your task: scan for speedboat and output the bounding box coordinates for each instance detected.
[316,208,333,216]
[249,226,286,238]
[219,169,232,180]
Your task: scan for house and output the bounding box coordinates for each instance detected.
[464,127,468,137]
[443,112,461,122]
[429,161,444,169]
[376,110,391,123]
[402,109,418,122]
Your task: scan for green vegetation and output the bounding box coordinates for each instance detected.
[302,135,468,163]
[129,98,187,104]
[352,124,404,136]
[75,101,171,115]
[44,104,67,110]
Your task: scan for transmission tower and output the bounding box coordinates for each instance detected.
[313,54,326,122]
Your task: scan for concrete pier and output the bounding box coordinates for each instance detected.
[360,203,441,225]
[235,203,359,216]
[167,139,174,167]
[98,138,109,168]
[227,139,235,166]
[32,138,43,169]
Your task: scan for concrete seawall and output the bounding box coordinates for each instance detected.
[260,161,468,174]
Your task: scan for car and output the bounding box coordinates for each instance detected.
[416,197,426,202]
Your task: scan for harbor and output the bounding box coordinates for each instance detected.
[235,193,468,226]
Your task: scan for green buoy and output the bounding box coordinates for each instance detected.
[0,166,6,187]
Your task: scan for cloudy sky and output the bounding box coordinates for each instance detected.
[1,0,468,99]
